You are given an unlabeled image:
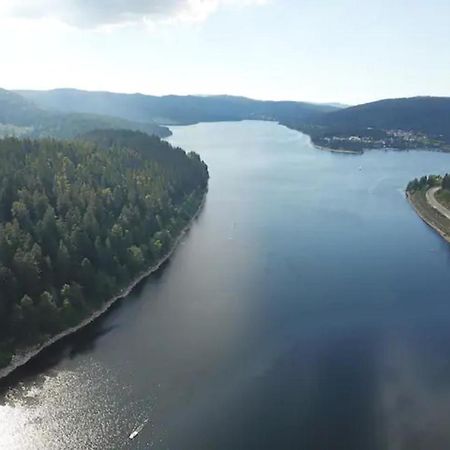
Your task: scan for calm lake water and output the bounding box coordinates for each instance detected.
[3,121,450,449]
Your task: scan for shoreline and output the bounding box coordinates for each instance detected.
[312,143,362,155]
[279,124,363,155]
[0,190,207,382]
[406,191,450,244]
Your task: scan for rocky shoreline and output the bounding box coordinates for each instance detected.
[0,191,207,382]
[406,190,450,244]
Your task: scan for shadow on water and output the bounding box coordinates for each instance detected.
[298,334,381,450]
[7,124,450,448]
[0,206,203,397]
[0,255,178,395]
[0,317,119,397]
[172,327,383,450]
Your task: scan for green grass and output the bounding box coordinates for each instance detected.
[435,189,450,210]
[409,189,450,241]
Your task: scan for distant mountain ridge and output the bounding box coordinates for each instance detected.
[7,89,449,152]
[17,89,340,126]
[0,88,171,139]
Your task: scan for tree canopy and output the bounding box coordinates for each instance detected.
[0,130,208,367]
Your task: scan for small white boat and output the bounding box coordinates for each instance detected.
[129,419,148,440]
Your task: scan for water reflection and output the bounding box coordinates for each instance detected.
[2,121,450,449]
[380,324,450,450]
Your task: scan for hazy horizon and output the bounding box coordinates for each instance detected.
[11,86,450,107]
[1,0,449,106]
[13,86,354,106]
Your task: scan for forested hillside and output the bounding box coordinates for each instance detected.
[17,89,339,125]
[285,97,450,152]
[0,88,171,139]
[0,130,208,368]
[309,97,450,138]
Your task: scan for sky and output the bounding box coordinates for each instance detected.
[0,0,449,105]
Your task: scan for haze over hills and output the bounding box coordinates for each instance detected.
[4,88,450,152]
[0,89,171,139]
[17,89,339,126]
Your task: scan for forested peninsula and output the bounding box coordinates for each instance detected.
[0,130,208,374]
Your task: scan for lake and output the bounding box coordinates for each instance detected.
[2,121,450,449]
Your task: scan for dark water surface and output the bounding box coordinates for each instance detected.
[2,121,450,449]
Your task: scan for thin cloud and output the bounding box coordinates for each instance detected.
[0,0,267,28]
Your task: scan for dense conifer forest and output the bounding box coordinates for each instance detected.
[0,130,208,368]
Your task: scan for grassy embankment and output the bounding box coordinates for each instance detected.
[407,188,450,243]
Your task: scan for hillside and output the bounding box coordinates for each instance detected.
[0,130,208,368]
[17,89,339,125]
[313,97,450,138]
[285,97,450,152]
[0,89,170,139]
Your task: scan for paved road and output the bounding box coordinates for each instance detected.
[426,187,450,221]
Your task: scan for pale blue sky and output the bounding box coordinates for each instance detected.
[0,0,448,104]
